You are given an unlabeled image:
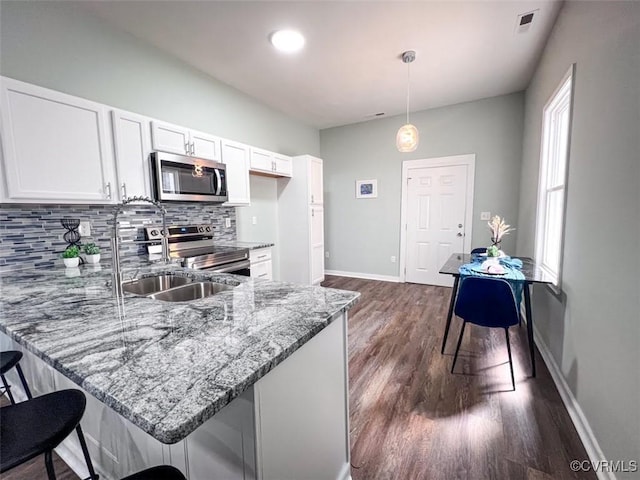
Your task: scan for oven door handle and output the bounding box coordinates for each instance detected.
[208,259,251,273]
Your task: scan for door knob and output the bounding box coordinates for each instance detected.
[458,224,463,228]
[457,232,463,237]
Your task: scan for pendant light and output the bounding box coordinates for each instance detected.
[396,50,419,153]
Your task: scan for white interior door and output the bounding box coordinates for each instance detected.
[404,164,469,287]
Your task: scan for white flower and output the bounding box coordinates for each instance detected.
[488,215,514,242]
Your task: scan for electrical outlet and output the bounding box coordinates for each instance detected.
[390,256,396,263]
[325,251,330,259]
[252,216,257,225]
[225,218,231,228]
[79,221,91,237]
[480,211,491,221]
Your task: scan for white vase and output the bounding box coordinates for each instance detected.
[63,257,80,268]
[84,253,101,264]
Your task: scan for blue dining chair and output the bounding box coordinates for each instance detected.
[450,276,520,390]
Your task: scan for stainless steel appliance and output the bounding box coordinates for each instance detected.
[151,151,228,203]
[145,224,250,274]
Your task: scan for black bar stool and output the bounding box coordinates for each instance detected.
[122,465,186,480]
[0,389,99,480]
[0,350,32,404]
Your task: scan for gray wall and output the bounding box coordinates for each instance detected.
[0,1,320,271]
[516,1,640,473]
[320,93,524,277]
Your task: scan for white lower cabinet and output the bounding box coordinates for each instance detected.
[0,76,115,203]
[0,314,349,480]
[249,248,273,280]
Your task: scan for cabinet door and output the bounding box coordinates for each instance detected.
[274,154,292,178]
[191,129,221,161]
[150,121,189,155]
[251,260,273,280]
[0,77,115,203]
[221,139,251,206]
[111,110,152,200]
[249,148,273,173]
[310,206,325,285]
[309,157,323,204]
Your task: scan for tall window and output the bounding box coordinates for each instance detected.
[536,65,574,287]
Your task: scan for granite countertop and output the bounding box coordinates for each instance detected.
[0,264,359,444]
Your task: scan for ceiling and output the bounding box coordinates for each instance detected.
[76,1,563,129]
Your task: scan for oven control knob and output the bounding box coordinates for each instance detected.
[198,226,205,232]
[150,230,159,237]
[205,226,211,232]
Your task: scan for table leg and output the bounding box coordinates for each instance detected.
[440,275,460,354]
[523,282,536,377]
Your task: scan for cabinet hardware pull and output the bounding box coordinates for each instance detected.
[191,142,195,155]
[121,183,127,199]
[311,194,314,203]
[258,273,268,278]
[312,209,314,217]
[185,142,190,155]
[105,182,112,199]
[257,255,267,259]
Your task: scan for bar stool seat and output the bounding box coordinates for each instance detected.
[122,465,186,480]
[0,350,32,404]
[0,389,98,479]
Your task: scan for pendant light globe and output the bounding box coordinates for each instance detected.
[396,123,419,152]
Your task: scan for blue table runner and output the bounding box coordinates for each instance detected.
[459,254,526,304]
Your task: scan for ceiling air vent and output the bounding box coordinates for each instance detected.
[516,10,538,34]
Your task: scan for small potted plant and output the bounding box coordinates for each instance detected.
[61,245,80,268]
[82,243,101,264]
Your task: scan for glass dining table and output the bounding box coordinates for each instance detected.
[438,253,554,377]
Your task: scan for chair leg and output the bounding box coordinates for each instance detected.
[0,374,15,405]
[451,322,467,374]
[15,363,32,399]
[44,450,57,480]
[505,328,515,391]
[76,425,99,480]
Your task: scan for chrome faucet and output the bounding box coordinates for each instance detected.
[111,196,169,296]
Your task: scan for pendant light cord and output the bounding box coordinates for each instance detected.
[406,60,410,124]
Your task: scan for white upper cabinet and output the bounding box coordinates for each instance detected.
[0,77,115,203]
[151,121,221,162]
[111,110,152,200]
[309,156,323,205]
[249,147,292,178]
[220,139,251,206]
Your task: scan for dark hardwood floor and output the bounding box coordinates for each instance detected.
[322,275,596,480]
[1,276,595,480]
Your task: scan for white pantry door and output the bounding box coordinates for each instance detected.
[404,164,469,286]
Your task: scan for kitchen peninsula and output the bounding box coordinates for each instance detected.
[0,265,359,480]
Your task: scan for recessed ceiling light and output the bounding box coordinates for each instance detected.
[270,30,305,53]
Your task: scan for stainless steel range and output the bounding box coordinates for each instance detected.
[145,224,250,274]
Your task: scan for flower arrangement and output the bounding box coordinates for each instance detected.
[487,215,514,257]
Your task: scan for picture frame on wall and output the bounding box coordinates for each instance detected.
[355,179,378,199]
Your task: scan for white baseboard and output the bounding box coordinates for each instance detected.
[325,270,400,283]
[532,324,614,480]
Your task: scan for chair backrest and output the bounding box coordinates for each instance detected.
[454,277,519,328]
[470,247,487,254]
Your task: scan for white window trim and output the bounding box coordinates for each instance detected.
[535,64,575,291]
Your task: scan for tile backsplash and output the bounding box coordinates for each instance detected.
[0,203,236,272]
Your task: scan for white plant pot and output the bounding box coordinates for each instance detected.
[84,253,101,264]
[63,257,80,268]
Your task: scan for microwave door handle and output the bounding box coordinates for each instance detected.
[215,168,222,196]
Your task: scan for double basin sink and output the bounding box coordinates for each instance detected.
[122,274,233,302]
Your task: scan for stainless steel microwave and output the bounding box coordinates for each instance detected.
[151,152,228,203]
